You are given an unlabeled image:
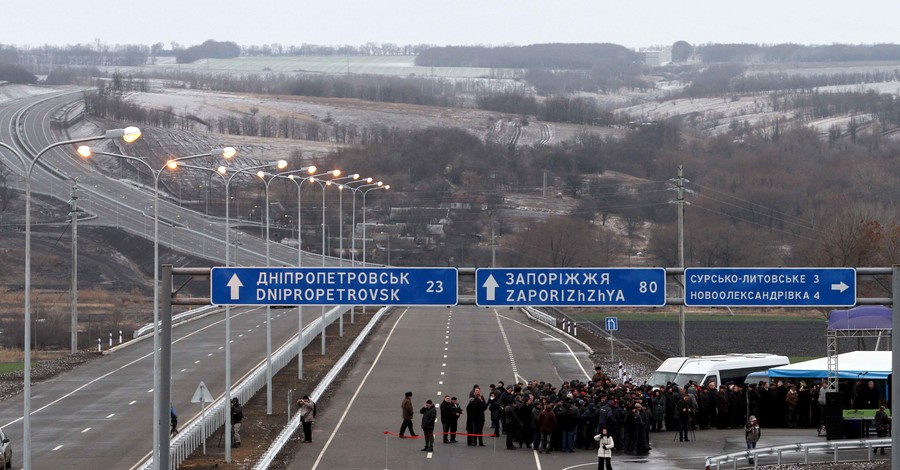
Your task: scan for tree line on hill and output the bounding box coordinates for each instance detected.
[696,43,900,63]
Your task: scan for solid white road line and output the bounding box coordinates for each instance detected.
[496,312,592,380]
[310,308,410,470]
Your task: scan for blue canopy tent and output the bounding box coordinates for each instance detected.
[768,351,891,380]
[828,305,892,330]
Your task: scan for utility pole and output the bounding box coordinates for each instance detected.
[69,179,80,354]
[491,224,496,267]
[676,165,687,357]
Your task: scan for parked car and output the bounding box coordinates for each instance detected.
[0,429,10,468]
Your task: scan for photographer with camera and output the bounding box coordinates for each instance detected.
[677,393,695,442]
[594,427,614,469]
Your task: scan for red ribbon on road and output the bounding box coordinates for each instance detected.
[383,431,498,438]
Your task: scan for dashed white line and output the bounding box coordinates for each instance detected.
[81,428,91,433]
[52,445,63,451]
[194,360,201,364]
[128,401,137,405]
[147,389,153,393]
[106,414,115,419]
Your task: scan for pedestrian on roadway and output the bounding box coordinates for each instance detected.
[504,399,522,449]
[420,399,437,452]
[170,404,178,437]
[537,403,556,454]
[297,395,316,442]
[231,398,243,448]
[745,415,760,464]
[595,427,614,470]
[440,396,462,443]
[466,389,487,446]
[399,391,418,438]
[875,404,891,455]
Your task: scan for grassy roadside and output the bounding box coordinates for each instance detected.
[567,311,825,322]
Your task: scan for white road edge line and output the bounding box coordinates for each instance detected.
[1,306,262,429]
[311,308,410,470]
[497,312,592,381]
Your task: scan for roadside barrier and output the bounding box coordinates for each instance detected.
[251,306,389,470]
[136,305,350,470]
[705,437,891,469]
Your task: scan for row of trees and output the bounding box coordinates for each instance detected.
[697,43,900,63]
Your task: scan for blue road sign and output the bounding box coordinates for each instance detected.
[684,267,856,307]
[475,268,666,307]
[211,267,458,306]
[605,317,618,331]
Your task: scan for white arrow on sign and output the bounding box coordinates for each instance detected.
[191,381,214,403]
[831,281,849,293]
[227,274,243,300]
[483,274,499,301]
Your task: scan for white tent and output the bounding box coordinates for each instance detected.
[768,351,891,380]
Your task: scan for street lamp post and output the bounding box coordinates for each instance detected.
[78,144,236,470]
[282,169,336,379]
[308,172,345,355]
[340,178,375,323]
[222,161,285,459]
[3,126,142,470]
[257,166,315,415]
[361,183,390,265]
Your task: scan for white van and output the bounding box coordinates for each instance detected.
[671,354,789,388]
[648,357,688,386]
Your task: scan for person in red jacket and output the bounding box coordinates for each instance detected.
[537,404,557,454]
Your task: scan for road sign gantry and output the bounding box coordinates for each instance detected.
[475,268,666,307]
[211,267,458,306]
[683,267,856,307]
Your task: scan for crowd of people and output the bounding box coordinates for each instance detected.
[398,368,889,461]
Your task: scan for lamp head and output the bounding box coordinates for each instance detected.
[365,177,374,183]
[351,173,360,180]
[102,126,141,143]
[377,181,384,187]
[220,147,237,159]
[331,169,341,177]
[384,185,391,190]
[257,171,266,178]
[276,160,288,170]
[307,165,317,174]
[217,166,227,175]
[166,160,179,170]
[76,146,92,158]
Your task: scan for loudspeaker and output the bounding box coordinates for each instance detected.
[825,416,844,440]
[825,391,843,417]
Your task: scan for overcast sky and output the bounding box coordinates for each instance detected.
[2,0,898,49]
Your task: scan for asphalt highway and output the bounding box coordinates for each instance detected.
[0,305,325,468]
[282,306,859,470]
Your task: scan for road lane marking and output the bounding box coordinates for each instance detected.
[106,414,115,418]
[129,401,137,405]
[81,428,91,433]
[496,312,592,380]
[494,310,521,383]
[311,308,410,470]
[2,306,266,430]
[52,445,63,451]
[194,360,201,364]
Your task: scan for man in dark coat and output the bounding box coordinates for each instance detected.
[439,395,456,443]
[537,404,556,454]
[466,391,488,446]
[420,400,437,452]
[399,391,418,438]
[504,400,521,449]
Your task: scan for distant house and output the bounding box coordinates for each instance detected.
[642,48,672,67]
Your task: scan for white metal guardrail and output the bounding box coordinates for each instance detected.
[133,305,220,338]
[523,306,556,326]
[253,306,390,469]
[135,305,350,470]
[705,438,891,469]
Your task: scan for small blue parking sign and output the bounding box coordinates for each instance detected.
[605,317,618,331]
